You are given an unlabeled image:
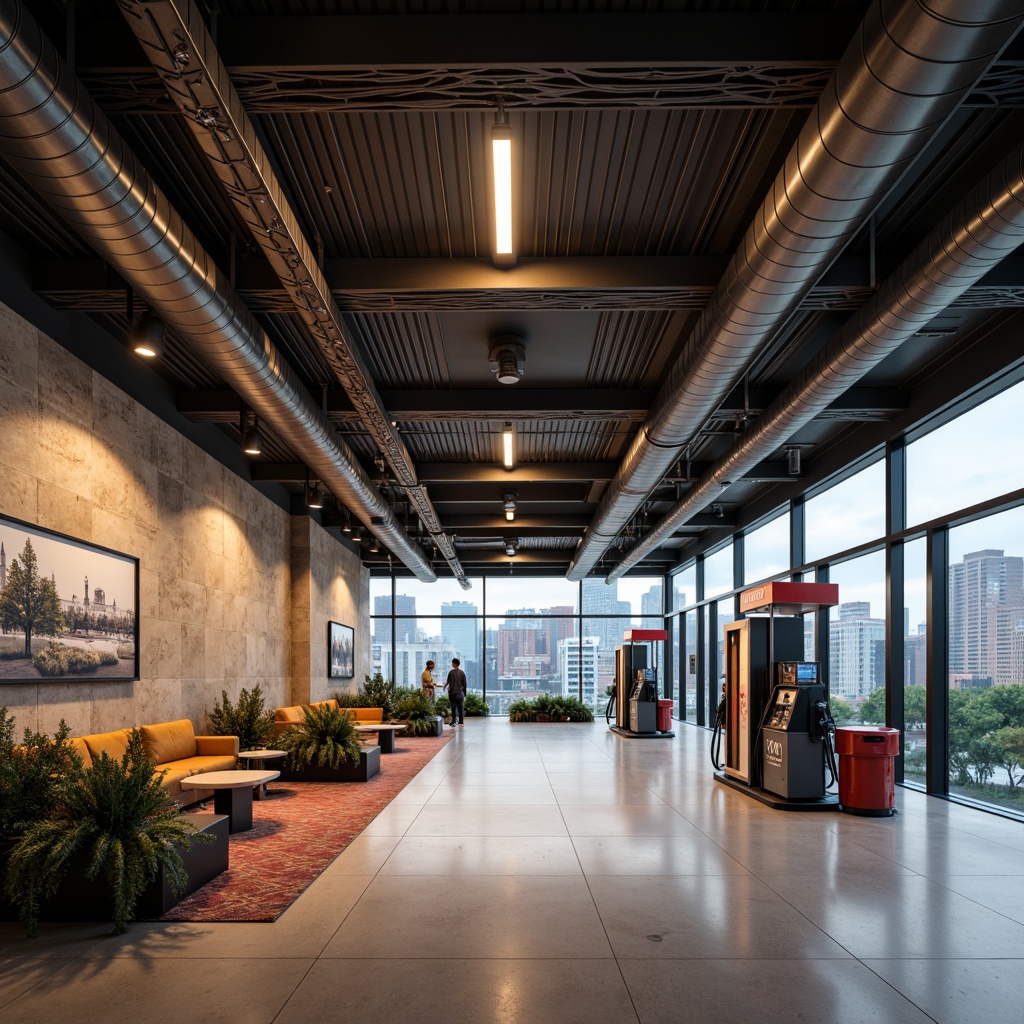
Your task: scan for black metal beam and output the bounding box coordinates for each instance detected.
[415,463,617,484]
[78,14,860,71]
[37,255,1024,313]
[716,385,910,421]
[443,514,589,530]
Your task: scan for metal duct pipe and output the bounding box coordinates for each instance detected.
[568,0,1024,582]
[115,0,469,590]
[0,0,436,582]
[607,141,1024,580]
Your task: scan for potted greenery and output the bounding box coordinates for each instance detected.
[5,729,206,936]
[277,702,380,782]
[391,688,443,737]
[362,672,398,718]
[207,685,275,753]
[0,708,82,923]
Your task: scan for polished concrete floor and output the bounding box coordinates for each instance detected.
[3,718,1024,1023]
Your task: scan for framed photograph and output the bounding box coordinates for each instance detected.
[0,514,139,683]
[328,621,354,679]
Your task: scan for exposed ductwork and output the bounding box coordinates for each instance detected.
[568,0,1024,582]
[115,0,470,590]
[607,140,1024,580]
[0,0,437,582]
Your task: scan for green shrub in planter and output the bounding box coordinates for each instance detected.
[464,693,490,717]
[334,690,377,709]
[278,702,361,769]
[207,685,275,752]
[391,689,441,736]
[435,695,451,721]
[6,729,204,937]
[507,695,594,723]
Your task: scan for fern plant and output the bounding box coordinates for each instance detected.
[278,702,361,770]
[464,693,490,717]
[5,730,203,937]
[391,690,439,736]
[207,685,275,752]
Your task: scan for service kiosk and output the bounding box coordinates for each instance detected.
[611,628,672,739]
[715,581,840,810]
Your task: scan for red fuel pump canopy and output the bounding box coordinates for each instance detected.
[622,629,668,641]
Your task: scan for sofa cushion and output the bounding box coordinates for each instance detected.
[140,720,198,764]
[68,736,93,768]
[158,754,239,797]
[343,707,384,724]
[274,705,306,725]
[82,728,132,763]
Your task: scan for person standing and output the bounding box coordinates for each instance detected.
[421,660,436,701]
[446,657,467,727]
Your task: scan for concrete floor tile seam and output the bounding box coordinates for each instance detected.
[0,958,73,1010]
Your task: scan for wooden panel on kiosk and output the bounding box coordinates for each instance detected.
[739,582,839,616]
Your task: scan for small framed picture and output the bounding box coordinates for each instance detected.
[328,621,354,679]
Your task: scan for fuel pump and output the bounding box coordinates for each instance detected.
[760,662,827,800]
[611,629,670,739]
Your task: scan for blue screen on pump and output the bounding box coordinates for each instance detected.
[796,663,818,683]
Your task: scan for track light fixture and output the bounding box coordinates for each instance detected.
[341,509,352,534]
[369,536,380,554]
[130,312,166,358]
[503,490,518,522]
[351,525,362,543]
[241,415,264,457]
[502,422,515,470]
[504,536,518,557]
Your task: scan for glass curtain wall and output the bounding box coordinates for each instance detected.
[903,536,928,785]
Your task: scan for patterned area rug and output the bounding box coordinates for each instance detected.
[161,733,452,923]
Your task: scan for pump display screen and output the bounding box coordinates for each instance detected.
[777,661,819,686]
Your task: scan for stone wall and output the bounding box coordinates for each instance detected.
[0,300,367,736]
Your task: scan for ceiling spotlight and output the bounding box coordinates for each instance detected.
[306,480,325,510]
[712,503,724,519]
[503,490,518,522]
[341,509,352,534]
[491,99,516,266]
[488,335,525,385]
[504,536,518,557]
[351,525,362,543]
[130,313,166,358]
[787,447,802,475]
[241,416,264,457]
[369,536,380,554]
[502,422,515,470]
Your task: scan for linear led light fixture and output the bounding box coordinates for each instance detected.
[491,100,515,267]
[502,422,515,470]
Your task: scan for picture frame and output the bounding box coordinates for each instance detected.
[0,513,140,684]
[328,620,354,679]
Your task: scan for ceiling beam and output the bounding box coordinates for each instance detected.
[35,255,1024,313]
[73,15,1022,113]
[443,514,589,530]
[415,463,617,484]
[714,385,910,421]
[79,14,859,70]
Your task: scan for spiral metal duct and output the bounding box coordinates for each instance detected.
[607,141,1024,581]
[0,0,436,582]
[568,0,1024,582]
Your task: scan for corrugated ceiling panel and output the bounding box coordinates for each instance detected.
[345,312,448,388]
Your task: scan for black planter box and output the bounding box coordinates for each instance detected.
[277,745,380,782]
[1,813,229,924]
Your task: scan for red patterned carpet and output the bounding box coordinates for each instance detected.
[162,733,452,923]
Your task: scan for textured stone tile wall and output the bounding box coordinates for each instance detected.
[289,516,369,705]
[0,302,301,736]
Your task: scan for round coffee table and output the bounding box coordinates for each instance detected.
[180,769,280,833]
[238,750,288,799]
[353,722,407,753]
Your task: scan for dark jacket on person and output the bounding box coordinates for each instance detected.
[446,668,467,699]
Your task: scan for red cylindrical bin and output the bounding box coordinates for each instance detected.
[835,726,900,816]
[656,699,673,733]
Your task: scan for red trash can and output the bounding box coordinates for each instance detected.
[835,726,900,816]
[656,699,673,732]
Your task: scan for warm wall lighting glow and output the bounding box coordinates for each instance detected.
[502,422,515,469]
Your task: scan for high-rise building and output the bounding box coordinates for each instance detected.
[373,593,416,644]
[440,599,479,669]
[949,549,1024,686]
[560,636,600,705]
[829,601,886,702]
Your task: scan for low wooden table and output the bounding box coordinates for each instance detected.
[353,722,407,753]
[238,749,288,799]
[180,769,280,833]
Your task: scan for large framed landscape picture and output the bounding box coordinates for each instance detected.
[328,621,354,679]
[0,514,139,683]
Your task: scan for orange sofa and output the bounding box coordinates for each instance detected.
[270,700,384,739]
[70,720,239,806]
